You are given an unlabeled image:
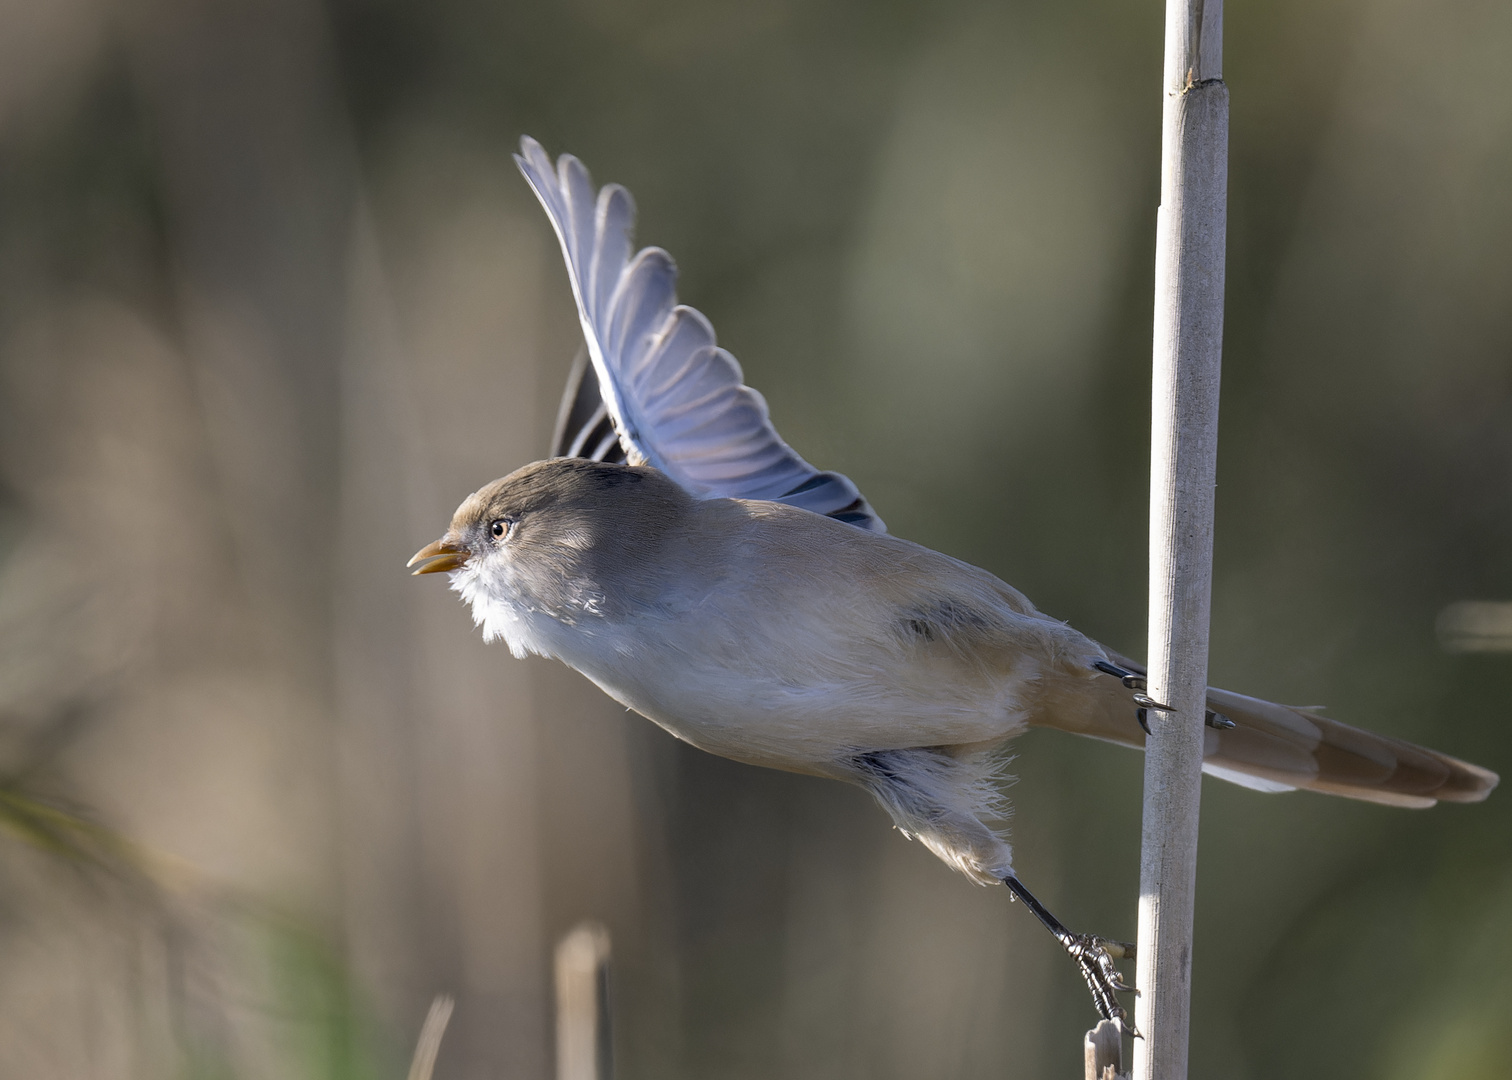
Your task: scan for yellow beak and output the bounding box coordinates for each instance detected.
[407,537,469,575]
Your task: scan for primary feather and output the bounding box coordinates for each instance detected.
[515,136,884,532]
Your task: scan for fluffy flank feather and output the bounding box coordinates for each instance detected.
[850,746,1016,885]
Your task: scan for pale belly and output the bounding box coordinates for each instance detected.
[543,612,1038,777]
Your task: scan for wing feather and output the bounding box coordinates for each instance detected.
[517,136,885,532]
[550,347,627,464]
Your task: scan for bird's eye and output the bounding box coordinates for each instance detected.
[489,518,513,540]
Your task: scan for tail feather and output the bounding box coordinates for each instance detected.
[1036,653,1500,808]
[1203,688,1498,808]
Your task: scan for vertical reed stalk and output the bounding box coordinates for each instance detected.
[1135,0,1228,1077]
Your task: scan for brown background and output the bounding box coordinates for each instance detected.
[0,0,1508,1077]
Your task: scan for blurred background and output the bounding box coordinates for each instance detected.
[0,0,1509,1076]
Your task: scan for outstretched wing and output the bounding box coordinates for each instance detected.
[516,136,885,533]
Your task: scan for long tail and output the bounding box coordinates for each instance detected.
[1035,652,1499,809]
[1196,686,1496,807]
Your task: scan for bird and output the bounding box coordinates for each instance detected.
[409,136,1499,1025]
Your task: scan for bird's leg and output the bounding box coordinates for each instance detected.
[1002,873,1137,1032]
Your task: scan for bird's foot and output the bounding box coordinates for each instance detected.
[1094,660,1173,733]
[1139,705,1231,735]
[1002,875,1140,1033]
[1061,932,1138,1031]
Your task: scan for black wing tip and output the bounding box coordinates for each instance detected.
[772,474,886,533]
[550,345,594,458]
[550,345,631,463]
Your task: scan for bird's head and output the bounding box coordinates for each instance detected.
[408,457,693,645]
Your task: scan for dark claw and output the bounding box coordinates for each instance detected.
[1205,709,1236,730]
[1092,659,1147,692]
[1094,660,1173,732]
[1062,933,1138,1029]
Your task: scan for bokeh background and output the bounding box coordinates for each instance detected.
[0,0,1509,1077]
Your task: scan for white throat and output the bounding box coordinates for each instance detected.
[449,560,550,659]
[449,555,612,662]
